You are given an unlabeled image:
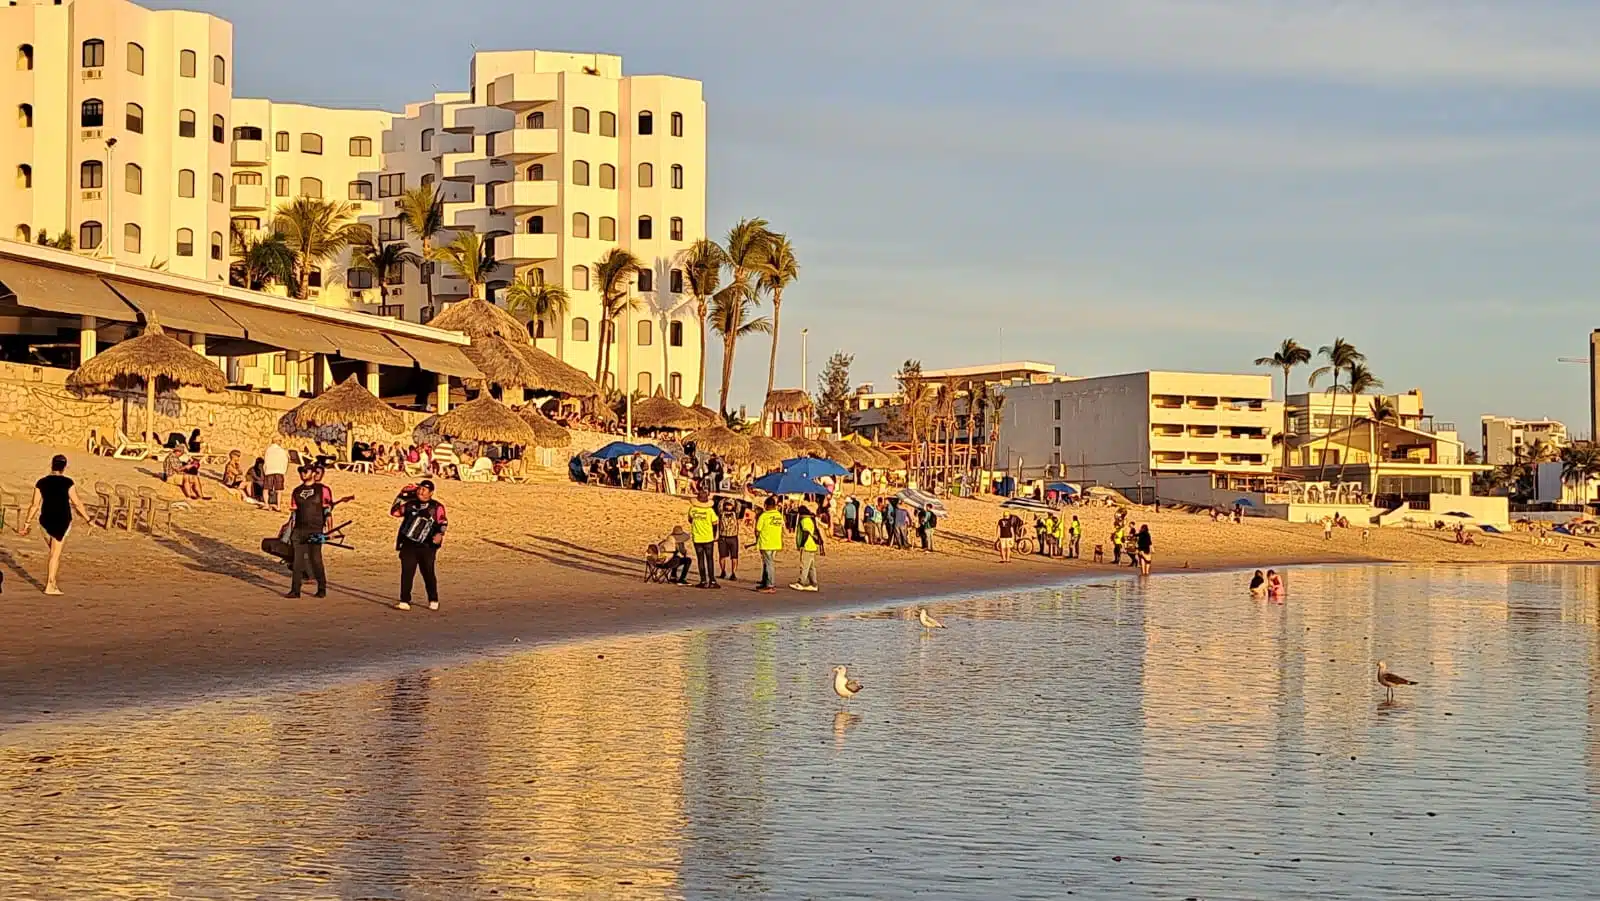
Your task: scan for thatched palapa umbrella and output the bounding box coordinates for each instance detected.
[633,388,702,432]
[68,315,226,445]
[427,297,529,341]
[785,435,825,458]
[289,374,405,458]
[514,404,572,448]
[819,439,860,468]
[690,425,751,464]
[746,435,791,471]
[431,298,600,399]
[434,395,537,446]
[689,402,723,428]
[764,388,814,420]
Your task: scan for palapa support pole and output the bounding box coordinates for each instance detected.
[145,378,156,446]
[79,316,97,363]
[436,373,451,413]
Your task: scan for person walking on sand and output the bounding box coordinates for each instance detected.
[792,504,823,591]
[1323,516,1334,541]
[997,514,1016,563]
[687,490,721,588]
[392,479,448,611]
[1068,515,1083,559]
[717,497,745,581]
[285,464,331,598]
[1136,524,1153,576]
[1111,523,1125,565]
[755,496,785,593]
[18,454,92,596]
[263,439,289,512]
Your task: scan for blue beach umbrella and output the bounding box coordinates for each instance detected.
[592,441,673,460]
[751,471,830,497]
[782,457,850,480]
[1045,481,1080,495]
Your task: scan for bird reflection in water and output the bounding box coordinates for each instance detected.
[833,711,861,745]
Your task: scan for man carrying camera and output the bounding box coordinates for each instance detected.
[285,464,333,598]
[391,479,448,611]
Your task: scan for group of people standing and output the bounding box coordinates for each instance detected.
[996,509,1153,575]
[651,491,824,593]
[840,495,937,551]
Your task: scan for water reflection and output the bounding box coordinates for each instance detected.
[2,564,1597,898]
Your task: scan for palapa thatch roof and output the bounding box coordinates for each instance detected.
[290,375,405,433]
[818,439,860,468]
[433,395,537,445]
[876,448,907,469]
[514,405,572,448]
[690,425,752,462]
[632,389,702,431]
[427,297,530,341]
[785,435,825,458]
[745,435,791,470]
[67,317,226,393]
[689,403,723,427]
[764,388,814,415]
[461,335,601,397]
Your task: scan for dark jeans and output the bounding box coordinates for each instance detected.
[694,541,717,585]
[289,530,325,594]
[400,543,439,603]
[668,554,692,583]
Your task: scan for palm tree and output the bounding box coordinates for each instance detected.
[681,238,726,406]
[1254,338,1312,467]
[1338,362,1382,482]
[427,231,495,301]
[227,222,295,292]
[716,219,772,413]
[35,230,74,250]
[503,275,569,343]
[756,232,799,428]
[351,238,421,307]
[710,278,771,414]
[1308,338,1365,480]
[398,185,445,314]
[1368,396,1399,502]
[272,197,370,300]
[1559,444,1600,502]
[592,248,641,389]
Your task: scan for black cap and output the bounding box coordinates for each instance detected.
[418,479,436,491]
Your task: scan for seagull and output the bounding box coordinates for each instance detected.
[917,608,945,629]
[1376,661,1417,701]
[832,665,863,700]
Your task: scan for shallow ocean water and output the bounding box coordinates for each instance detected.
[2,564,1597,899]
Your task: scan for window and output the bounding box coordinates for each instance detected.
[349,180,373,201]
[212,55,226,85]
[671,111,684,137]
[420,173,434,189]
[571,317,590,341]
[1054,399,1061,420]
[637,372,652,395]
[379,216,404,241]
[234,126,263,141]
[17,44,33,71]
[123,223,141,254]
[671,164,683,189]
[526,111,544,129]
[1053,427,1061,447]
[637,162,653,187]
[669,372,683,399]
[485,180,505,213]
[378,173,404,198]
[178,109,195,138]
[599,111,616,137]
[572,160,589,185]
[638,268,652,292]
[572,212,589,238]
[527,163,544,181]
[179,49,196,78]
[598,216,615,241]
[571,265,589,291]
[178,169,195,197]
[233,171,262,185]
[230,220,259,248]
[18,103,32,128]
[82,39,105,68]
[275,130,289,152]
[301,133,323,154]
[126,42,143,75]
[670,217,683,241]
[80,160,103,189]
[638,111,655,135]
[596,163,615,190]
[81,99,104,128]
[211,231,225,260]
[670,269,684,294]
[572,107,590,133]
[637,216,652,240]
[124,163,141,195]
[212,114,224,143]
[669,321,684,346]
[274,175,289,197]
[349,136,372,157]
[79,221,102,250]
[176,228,194,257]
[300,177,322,199]
[526,215,543,234]
[308,269,322,289]
[16,164,30,189]
[15,225,30,243]
[348,268,373,290]
[420,129,433,152]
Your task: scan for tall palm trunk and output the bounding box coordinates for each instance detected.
[594,317,609,390]
[695,303,709,404]
[1336,378,1361,484]
[1280,365,1292,466]
[420,237,434,316]
[660,311,671,398]
[719,333,737,415]
[1315,379,1339,482]
[764,290,783,427]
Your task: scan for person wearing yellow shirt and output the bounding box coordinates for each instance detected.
[791,503,824,592]
[686,490,721,588]
[1068,515,1083,559]
[754,496,786,594]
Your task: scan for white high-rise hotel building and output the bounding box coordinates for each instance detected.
[2,0,706,399]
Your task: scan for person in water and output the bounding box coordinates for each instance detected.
[1248,569,1267,598]
[19,454,93,596]
[1266,569,1285,598]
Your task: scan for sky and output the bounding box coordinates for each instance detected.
[153,0,1600,441]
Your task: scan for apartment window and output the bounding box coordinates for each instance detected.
[637,268,653,292]
[1053,427,1061,447]
[18,44,33,71]
[637,216,652,240]
[16,164,30,189]
[299,177,322,199]
[211,114,224,143]
[572,107,590,133]
[274,175,289,197]
[203,174,219,203]
[671,112,684,137]
[571,317,590,341]
[79,221,102,250]
[598,216,615,241]
[572,160,589,186]
[669,321,684,346]
[123,223,141,254]
[211,231,224,260]
[378,216,404,241]
[13,225,29,243]
[126,42,144,75]
[599,111,616,137]
[275,130,289,152]
[308,269,322,289]
[669,372,683,398]
[671,164,684,189]
[124,163,141,195]
[178,169,195,198]
[638,111,653,135]
[212,55,226,85]
[670,269,684,294]
[301,133,323,154]
[571,265,589,291]
[18,103,32,128]
[378,173,404,198]
[637,162,653,187]
[233,171,262,185]
[526,111,544,129]
[572,212,589,238]
[349,136,372,157]
[234,126,263,141]
[349,180,373,201]
[348,268,373,290]
[1054,399,1061,420]
[82,39,105,68]
[526,215,543,234]
[637,372,652,395]
[175,228,193,257]
[81,99,104,128]
[179,49,196,78]
[178,109,195,138]
[527,163,543,181]
[420,173,434,189]
[670,217,683,241]
[420,129,433,152]
[598,163,615,189]
[80,160,103,189]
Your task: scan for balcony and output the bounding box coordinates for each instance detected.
[231,183,268,211]
[434,131,475,155]
[436,178,475,204]
[231,138,267,166]
[486,72,560,111]
[494,232,558,264]
[493,180,558,211]
[494,127,558,162]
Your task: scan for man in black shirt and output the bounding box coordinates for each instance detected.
[285,464,332,598]
[392,480,449,611]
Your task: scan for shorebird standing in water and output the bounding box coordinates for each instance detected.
[1376,662,1417,701]
[832,665,863,701]
[917,608,945,629]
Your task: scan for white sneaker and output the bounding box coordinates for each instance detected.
[804,585,820,592]
[427,601,439,611]
[395,601,411,611]
[789,583,804,591]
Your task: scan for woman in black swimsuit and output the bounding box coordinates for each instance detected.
[20,454,91,596]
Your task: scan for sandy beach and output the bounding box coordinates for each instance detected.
[1,435,1593,716]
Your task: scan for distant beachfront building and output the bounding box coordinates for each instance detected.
[1480,414,1568,466]
[849,361,1058,441]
